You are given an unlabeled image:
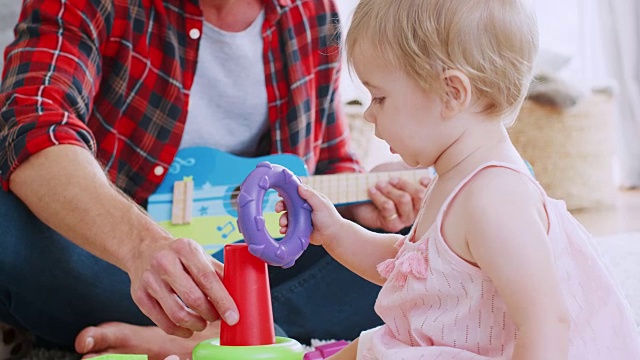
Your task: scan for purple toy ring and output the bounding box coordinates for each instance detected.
[236,162,312,268]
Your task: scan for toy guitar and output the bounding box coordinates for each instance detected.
[147,147,432,254]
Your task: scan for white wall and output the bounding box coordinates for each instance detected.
[532,0,606,83]
[534,0,580,68]
[0,1,20,74]
[335,0,608,103]
[336,0,368,104]
[1,1,606,100]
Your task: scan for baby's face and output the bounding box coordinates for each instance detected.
[352,51,452,168]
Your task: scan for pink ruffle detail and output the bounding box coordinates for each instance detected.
[418,239,429,253]
[393,272,409,287]
[361,348,377,360]
[376,258,396,279]
[397,251,429,279]
[378,247,429,286]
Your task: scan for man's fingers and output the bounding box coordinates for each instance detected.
[389,177,427,199]
[169,239,239,326]
[143,243,213,330]
[143,271,208,332]
[197,273,239,326]
[166,271,219,323]
[377,179,414,223]
[181,252,239,326]
[368,187,399,220]
[211,259,224,278]
[134,290,194,338]
[386,177,427,213]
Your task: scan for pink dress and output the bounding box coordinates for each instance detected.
[357,162,640,359]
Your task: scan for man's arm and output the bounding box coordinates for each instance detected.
[10,145,238,337]
[0,0,108,185]
[10,145,153,271]
[1,0,238,336]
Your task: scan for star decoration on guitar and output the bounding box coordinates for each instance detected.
[201,181,213,190]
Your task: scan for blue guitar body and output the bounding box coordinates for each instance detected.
[147,147,309,254]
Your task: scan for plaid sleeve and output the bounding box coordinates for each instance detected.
[0,0,111,190]
[313,0,364,176]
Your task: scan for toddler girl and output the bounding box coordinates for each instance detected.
[279,0,640,358]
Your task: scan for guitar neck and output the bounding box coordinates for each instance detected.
[301,169,432,206]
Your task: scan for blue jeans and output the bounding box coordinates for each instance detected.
[0,189,382,350]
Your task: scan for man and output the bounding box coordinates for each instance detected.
[0,0,428,358]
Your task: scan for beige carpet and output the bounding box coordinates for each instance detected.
[594,232,640,325]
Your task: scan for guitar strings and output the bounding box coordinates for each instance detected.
[159,170,432,208]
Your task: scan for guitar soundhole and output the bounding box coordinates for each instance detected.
[230,185,241,211]
[231,185,274,213]
[232,184,277,217]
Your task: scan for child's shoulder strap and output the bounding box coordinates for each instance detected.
[435,161,546,225]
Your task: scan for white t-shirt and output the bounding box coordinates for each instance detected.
[180,10,268,157]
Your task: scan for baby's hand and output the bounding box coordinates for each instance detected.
[275,195,290,234]
[275,185,346,246]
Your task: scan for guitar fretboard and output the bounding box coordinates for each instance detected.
[301,169,432,205]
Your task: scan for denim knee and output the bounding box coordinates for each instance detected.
[0,189,151,348]
[0,190,35,283]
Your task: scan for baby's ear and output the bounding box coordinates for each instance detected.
[441,69,472,118]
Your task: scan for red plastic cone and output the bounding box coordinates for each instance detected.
[219,243,276,346]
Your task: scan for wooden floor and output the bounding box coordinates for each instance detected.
[573,189,640,237]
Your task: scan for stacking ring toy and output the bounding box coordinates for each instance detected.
[236,162,312,268]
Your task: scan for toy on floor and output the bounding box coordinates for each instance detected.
[303,340,350,359]
[192,243,304,359]
[193,162,312,359]
[89,355,148,359]
[91,163,322,360]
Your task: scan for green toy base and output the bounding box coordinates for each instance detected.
[192,336,304,360]
[88,355,147,360]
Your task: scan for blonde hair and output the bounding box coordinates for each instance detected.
[346,0,539,117]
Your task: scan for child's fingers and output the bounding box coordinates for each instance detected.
[279,212,289,228]
[279,209,289,235]
[298,184,331,202]
[275,199,285,213]
[298,184,317,201]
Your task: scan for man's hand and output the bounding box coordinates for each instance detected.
[345,161,431,232]
[10,145,239,339]
[130,238,239,338]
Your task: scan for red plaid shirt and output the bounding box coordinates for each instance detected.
[0,0,361,204]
